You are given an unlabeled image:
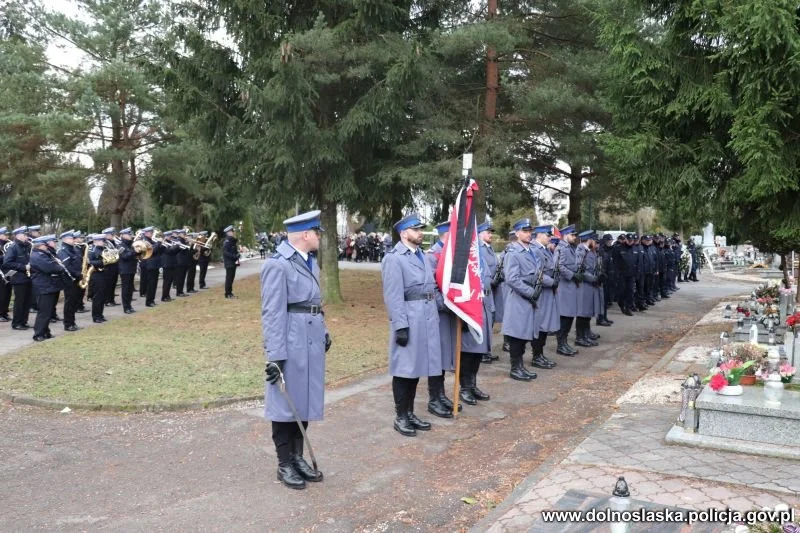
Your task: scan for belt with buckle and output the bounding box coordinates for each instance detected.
[287,303,323,315]
[404,292,435,302]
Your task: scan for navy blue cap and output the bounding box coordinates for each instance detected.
[477,222,494,233]
[223,225,235,233]
[435,221,450,235]
[59,231,73,239]
[120,227,132,235]
[507,230,516,237]
[560,225,576,236]
[617,234,626,240]
[102,227,115,234]
[176,228,187,234]
[602,233,613,241]
[533,225,552,235]
[283,210,324,233]
[0,226,7,235]
[550,237,560,244]
[198,231,208,236]
[31,236,50,245]
[73,230,83,238]
[393,213,426,233]
[142,226,154,232]
[92,234,107,241]
[578,230,596,241]
[27,225,41,232]
[163,230,174,237]
[12,226,27,235]
[642,234,652,240]
[513,218,533,231]
[632,233,640,239]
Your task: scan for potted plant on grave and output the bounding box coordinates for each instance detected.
[703,359,755,395]
[779,363,796,384]
[721,343,766,385]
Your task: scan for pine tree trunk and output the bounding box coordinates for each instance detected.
[391,194,403,243]
[319,196,343,304]
[567,166,582,227]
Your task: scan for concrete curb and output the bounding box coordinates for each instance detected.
[0,391,262,413]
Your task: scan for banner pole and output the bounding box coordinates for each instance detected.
[452,322,463,418]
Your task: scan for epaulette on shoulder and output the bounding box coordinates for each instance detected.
[386,248,396,254]
[271,252,281,259]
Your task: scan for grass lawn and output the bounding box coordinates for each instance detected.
[0,270,388,407]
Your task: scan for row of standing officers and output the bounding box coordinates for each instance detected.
[1,225,242,341]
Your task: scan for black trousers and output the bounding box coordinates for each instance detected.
[272,421,308,464]
[33,292,58,337]
[392,376,419,413]
[174,265,187,294]
[186,261,197,291]
[12,282,32,327]
[90,275,108,319]
[121,273,135,310]
[621,276,635,311]
[161,267,175,300]
[31,285,39,311]
[635,275,646,307]
[507,336,528,359]
[63,281,80,327]
[0,281,11,317]
[78,287,86,310]
[145,269,159,305]
[139,267,149,297]
[106,269,119,304]
[224,266,237,296]
[198,260,209,287]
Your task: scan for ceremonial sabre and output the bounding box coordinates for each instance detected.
[275,367,319,472]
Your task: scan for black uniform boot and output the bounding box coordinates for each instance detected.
[394,382,417,437]
[532,337,556,369]
[459,362,478,405]
[556,331,576,356]
[291,437,323,482]
[597,315,613,327]
[427,375,453,418]
[470,356,490,401]
[407,384,431,430]
[560,317,579,354]
[277,463,306,490]
[509,354,533,381]
[502,335,510,353]
[574,319,595,347]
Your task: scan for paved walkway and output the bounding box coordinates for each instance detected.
[481,283,800,532]
[0,258,264,357]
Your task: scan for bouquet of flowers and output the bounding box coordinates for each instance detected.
[780,363,796,384]
[755,284,780,300]
[786,312,800,332]
[735,304,751,317]
[722,343,766,375]
[704,359,755,390]
[757,296,776,305]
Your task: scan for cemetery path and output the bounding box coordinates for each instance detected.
[0,275,755,532]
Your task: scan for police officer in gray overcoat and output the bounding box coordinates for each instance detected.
[530,225,559,368]
[382,213,443,437]
[263,210,330,490]
[576,231,600,348]
[425,221,458,418]
[479,223,500,364]
[556,225,582,355]
[500,218,541,382]
[495,231,516,353]
[459,222,496,404]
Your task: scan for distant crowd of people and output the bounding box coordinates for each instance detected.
[338,232,392,262]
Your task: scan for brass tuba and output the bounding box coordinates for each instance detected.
[202,232,217,257]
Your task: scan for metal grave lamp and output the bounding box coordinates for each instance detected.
[736,318,745,334]
[678,373,703,432]
[768,326,776,345]
[723,304,732,319]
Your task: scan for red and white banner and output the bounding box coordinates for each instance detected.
[435,178,484,343]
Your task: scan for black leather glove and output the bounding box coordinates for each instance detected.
[395,327,409,347]
[552,279,559,289]
[265,360,285,385]
[325,333,332,352]
[573,272,584,283]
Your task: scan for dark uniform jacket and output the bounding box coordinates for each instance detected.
[142,237,163,271]
[2,240,32,285]
[618,244,637,278]
[57,243,84,280]
[117,239,139,275]
[176,238,191,267]
[222,236,240,268]
[30,249,70,294]
[162,242,179,268]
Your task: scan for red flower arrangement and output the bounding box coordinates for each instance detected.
[736,305,750,317]
[787,312,800,330]
[704,359,755,391]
